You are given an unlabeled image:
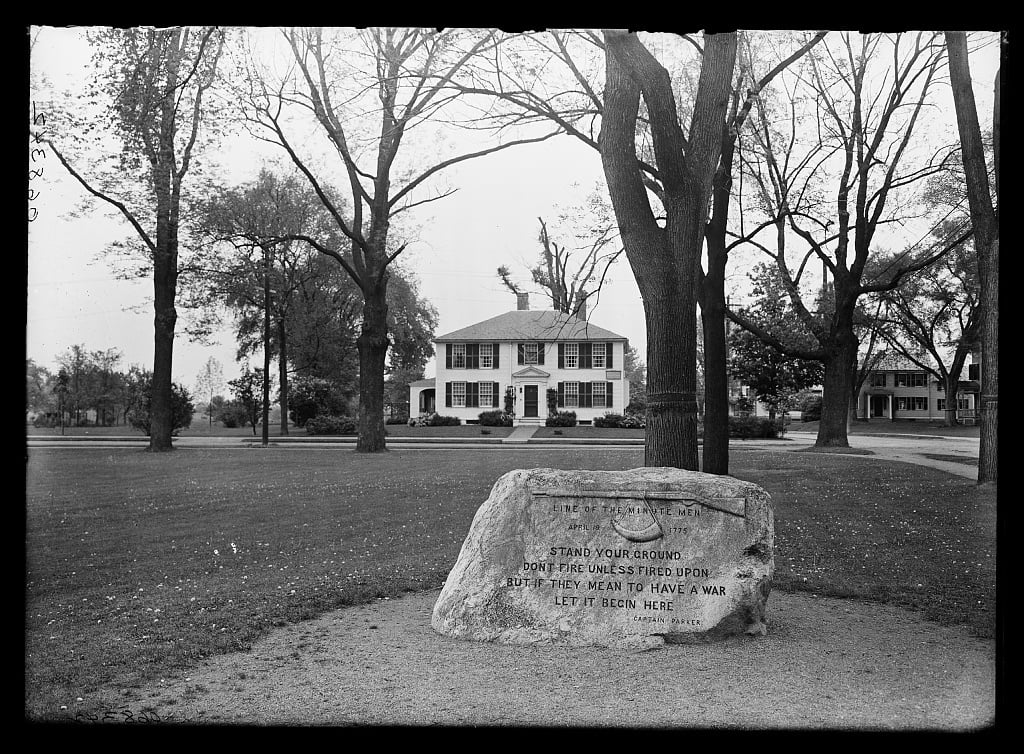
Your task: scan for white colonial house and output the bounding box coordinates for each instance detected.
[411,294,630,426]
[856,353,980,423]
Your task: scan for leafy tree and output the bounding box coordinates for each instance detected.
[623,344,646,413]
[26,359,54,419]
[35,27,226,450]
[728,273,824,422]
[227,367,265,436]
[386,270,439,374]
[191,169,343,437]
[194,357,225,426]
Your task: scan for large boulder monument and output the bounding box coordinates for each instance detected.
[432,467,774,649]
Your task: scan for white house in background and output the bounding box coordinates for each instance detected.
[855,353,979,422]
[410,293,630,426]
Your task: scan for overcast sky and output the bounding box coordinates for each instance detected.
[27,26,652,389]
[27,28,1001,390]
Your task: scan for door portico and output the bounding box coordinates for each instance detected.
[511,366,550,425]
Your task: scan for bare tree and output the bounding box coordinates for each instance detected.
[945,31,999,485]
[699,31,826,473]
[455,29,818,471]
[235,27,557,451]
[497,188,622,318]
[728,32,969,448]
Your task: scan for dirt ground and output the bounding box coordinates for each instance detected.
[58,588,997,730]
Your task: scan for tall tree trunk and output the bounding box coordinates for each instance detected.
[262,246,271,447]
[148,37,182,453]
[701,130,735,476]
[150,238,177,451]
[600,32,735,470]
[977,239,998,483]
[643,267,700,470]
[943,373,960,427]
[278,319,289,436]
[356,281,389,452]
[946,32,998,485]
[816,331,858,447]
[701,245,730,474]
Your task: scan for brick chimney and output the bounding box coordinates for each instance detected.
[516,292,530,311]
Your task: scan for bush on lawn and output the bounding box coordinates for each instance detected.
[728,416,781,439]
[305,414,357,435]
[594,412,646,428]
[385,414,410,425]
[217,401,250,428]
[408,412,461,427]
[478,410,513,427]
[429,414,461,426]
[545,411,577,427]
[127,379,195,436]
[288,376,350,428]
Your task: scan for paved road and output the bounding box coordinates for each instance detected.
[775,430,980,480]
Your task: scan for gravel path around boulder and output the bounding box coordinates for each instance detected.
[91,589,994,730]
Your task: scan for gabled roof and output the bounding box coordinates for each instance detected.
[435,310,626,342]
[869,353,937,372]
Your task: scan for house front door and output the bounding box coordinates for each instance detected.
[523,385,538,417]
[870,395,887,418]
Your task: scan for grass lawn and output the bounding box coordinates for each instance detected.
[532,426,645,439]
[25,446,995,718]
[26,423,516,439]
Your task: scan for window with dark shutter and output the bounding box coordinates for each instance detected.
[558,343,564,369]
[467,344,479,370]
[492,382,500,407]
[557,382,565,408]
[493,344,500,369]
[446,344,452,369]
[445,382,452,407]
[580,381,593,408]
[537,344,545,365]
[467,382,479,408]
[606,382,613,409]
[580,343,592,370]
[517,343,525,365]
[606,343,613,368]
